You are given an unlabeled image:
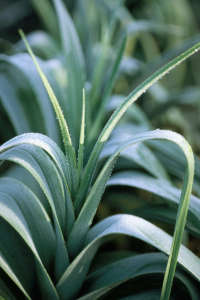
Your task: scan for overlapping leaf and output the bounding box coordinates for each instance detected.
[0,140,71,281]
[76,38,200,209]
[79,253,199,299]
[57,214,200,299]
[0,54,61,145]
[52,0,86,144]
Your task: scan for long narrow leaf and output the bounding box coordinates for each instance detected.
[0,133,75,232]
[101,135,169,180]
[0,144,69,281]
[73,129,194,299]
[57,214,200,300]
[89,35,127,142]
[0,192,58,299]
[52,0,85,144]
[19,30,77,173]
[0,177,55,268]
[76,39,200,209]
[0,133,72,192]
[31,0,58,39]
[0,54,60,145]
[77,89,86,177]
[68,155,118,256]
[78,253,199,300]
[108,171,200,227]
[0,74,31,134]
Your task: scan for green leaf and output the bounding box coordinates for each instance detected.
[87,214,200,280]
[0,54,60,145]
[133,205,200,238]
[0,192,58,299]
[127,20,183,36]
[106,97,150,128]
[101,135,169,180]
[15,30,59,59]
[102,35,127,105]
[0,133,73,194]
[68,154,118,256]
[52,0,86,145]
[78,253,199,299]
[19,30,77,175]
[119,291,165,300]
[76,38,200,208]
[99,44,200,144]
[31,0,58,39]
[89,20,117,111]
[0,250,31,300]
[0,177,55,267]
[0,277,17,300]
[0,74,31,134]
[4,144,65,216]
[0,143,69,281]
[76,128,194,299]
[57,214,200,300]
[108,171,200,230]
[77,89,86,177]
[148,140,200,196]
[89,35,127,142]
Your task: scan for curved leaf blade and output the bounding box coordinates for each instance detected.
[57,214,200,299]
[52,0,86,144]
[0,177,56,267]
[108,170,200,229]
[74,129,194,299]
[0,143,69,281]
[0,192,58,299]
[78,253,199,300]
[0,132,75,228]
[19,30,77,176]
[76,39,200,208]
[0,74,31,134]
[0,54,60,145]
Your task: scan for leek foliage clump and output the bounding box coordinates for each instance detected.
[0,0,200,299]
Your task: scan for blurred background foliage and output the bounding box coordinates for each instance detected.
[1,0,200,150]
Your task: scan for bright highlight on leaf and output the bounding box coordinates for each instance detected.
[18,30,76,162]
[77,89,86,176]
[75,37,200,211]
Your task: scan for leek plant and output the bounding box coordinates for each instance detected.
[0,0,200,299]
